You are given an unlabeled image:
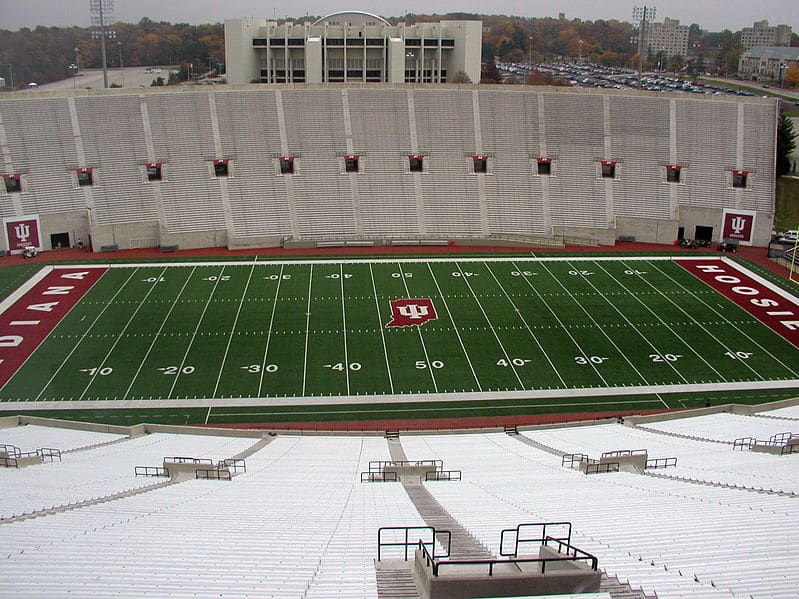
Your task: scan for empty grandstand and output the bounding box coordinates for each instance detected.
[1,400,797,598]
[0,84,778,254]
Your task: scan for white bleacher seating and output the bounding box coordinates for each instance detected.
[0,424,126,452]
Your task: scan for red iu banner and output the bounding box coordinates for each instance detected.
[721,210,755,243]
[4,216,42,252]
[386,298,438,328]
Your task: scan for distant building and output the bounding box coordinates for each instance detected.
[225,11,482,86]
[647,18,689,61]
[738,46,799,81]
[740,21,792,50]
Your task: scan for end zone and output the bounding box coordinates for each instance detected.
[0,267,108,388]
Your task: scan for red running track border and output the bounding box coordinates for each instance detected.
[0,267,108,389]
[675,258,799,348]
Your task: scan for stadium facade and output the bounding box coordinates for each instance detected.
[0,85,778,254]
[224,11,483,85]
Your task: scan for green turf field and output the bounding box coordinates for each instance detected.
[2,256,798,415]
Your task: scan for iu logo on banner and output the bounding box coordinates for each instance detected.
[386,298,438,328]
[6,218,41,250]
[722,212,754,242]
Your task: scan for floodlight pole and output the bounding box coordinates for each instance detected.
[118,42,124,87]
[99,0,108,88]
[7,64,13,90]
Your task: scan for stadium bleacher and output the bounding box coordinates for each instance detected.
[1,404,797,598]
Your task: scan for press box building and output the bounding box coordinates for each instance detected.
[224,11,482,85]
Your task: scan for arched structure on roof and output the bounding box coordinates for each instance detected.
[312,11,391,27]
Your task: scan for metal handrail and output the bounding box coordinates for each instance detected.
[218,458,246,473]
[164,456,213,464]
[0,456,19,468]
[646,457,677,469]
[585,462,619,474]
[561,453,589,467]
[196,469,231,481]
[500,522,572,558]
[601,449,647,458]
[422,536,597,577]
[424,470,462,481]
[134,466,170,477]
[368,459,442,473]
[361,471,398,483]
[377,526,451,561]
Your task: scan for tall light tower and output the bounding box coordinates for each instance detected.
[632,5,656,89]
[89,0,115,88]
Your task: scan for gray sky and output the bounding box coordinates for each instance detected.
[0,0,797,32]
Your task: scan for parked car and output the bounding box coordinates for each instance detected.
[777,230,799,244]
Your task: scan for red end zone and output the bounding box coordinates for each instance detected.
[675,258,799,348]
[0,267,107,389]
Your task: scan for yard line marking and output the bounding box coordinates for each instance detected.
[78,266,171,401]
[122,267,197,399]
[167,266,227,399]
[588,261,718,382]
[340,263,350,395]
[212,263,257,399]
[655,393,669,408]
[426,263,482,391]
[651,260,799,378]
[34,268,139,402]
[204,406,212,425]
[258,264,285,397]
[455,261,524,388]
[368,264,394,394]
[564,261,679,383]
[511,260,609,386]
[484,262,566,387]
[613,260,758,381]
[301,264,314,396]
[398,262,439,393]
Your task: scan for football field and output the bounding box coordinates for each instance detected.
[1,256,798,420]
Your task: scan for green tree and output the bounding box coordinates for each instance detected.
[668,54,684,73]
[777,112,796,177]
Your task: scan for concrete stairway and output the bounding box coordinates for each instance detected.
[631,424,732,445]
[375,559,420,599]
[62,435,133,455]
[505,430,566,457]
[643,470,797,497]
[600,573,657,599]
[227,435,274,461]
[0,477,178,525]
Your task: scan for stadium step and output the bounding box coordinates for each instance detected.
[387,437,408,462]
[600,573,657,599]
[643,470,797,497]
[61,434,133,455]
[0,476,178,525]
[631,424,732,446]
[401,480,493,560]
[374,559,420,599]
[227,435,275,461]
[505,430,565,456]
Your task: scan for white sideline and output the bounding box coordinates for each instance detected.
[3,378,798,411]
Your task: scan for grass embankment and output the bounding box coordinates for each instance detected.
[776,177,799,232]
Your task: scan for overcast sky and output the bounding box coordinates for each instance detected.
[1,0,797,32]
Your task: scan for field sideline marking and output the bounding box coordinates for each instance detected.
[649,261,799,378]
[33,268,139,402]
[123,266,198,399]
[212,263,257,399]
[167,266,227,399]
[484,262,567,387]
[6,379,798,411]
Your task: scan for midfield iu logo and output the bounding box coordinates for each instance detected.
[385,298,438,328]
